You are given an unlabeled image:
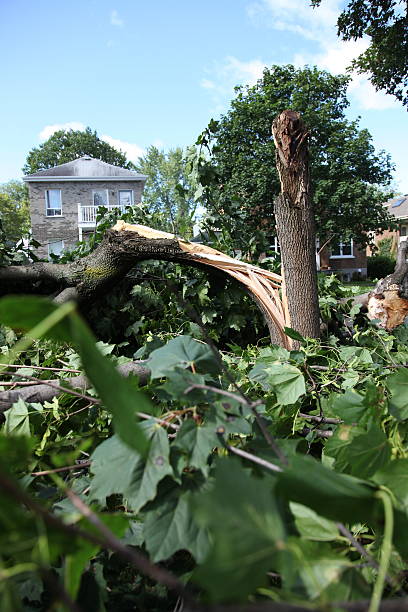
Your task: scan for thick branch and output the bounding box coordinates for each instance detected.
[0,222,290,347]
[0,360,150,412]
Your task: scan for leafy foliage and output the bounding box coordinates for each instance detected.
[367,254,396,279]
[186,65,395,257]
[1,282,408,609]
[135,146,198,238]
[23,127,135,174]
[312,0,408,107]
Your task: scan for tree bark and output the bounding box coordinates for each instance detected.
[272,110,320,341]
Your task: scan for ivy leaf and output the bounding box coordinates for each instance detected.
[250,362,306,405]
[144,490,210,563]
[89,435,139,504]
[148,335,220,378]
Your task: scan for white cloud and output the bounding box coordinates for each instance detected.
[39,122,86,141]
[110,9,124,27]
[101,134,145,162]
[200,56,266,111]
[245,0,397,111]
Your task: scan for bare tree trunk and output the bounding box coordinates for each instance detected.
[272,110,320,341]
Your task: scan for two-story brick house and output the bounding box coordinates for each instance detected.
[24,156,147,259]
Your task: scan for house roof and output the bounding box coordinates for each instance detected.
[23,156,147,182]
[383,194,408,220]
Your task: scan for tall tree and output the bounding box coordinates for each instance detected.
[312,0,408,107]
[0,180,30,242]
[193,65,394,256]
[23,127,135,174]
[135,146,197,237]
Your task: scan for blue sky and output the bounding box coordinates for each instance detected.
[1,0,407,193]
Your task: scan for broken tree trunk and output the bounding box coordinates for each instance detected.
[367,240,408,330]
[0,222,291,348]
[272,110,320,341]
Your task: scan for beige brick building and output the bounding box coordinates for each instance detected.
[24,156,146,259]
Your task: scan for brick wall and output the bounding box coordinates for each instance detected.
[29,180,144,259]
[319,243,367,280]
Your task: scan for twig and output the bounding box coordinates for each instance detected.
[63,485,190,600]
[1,371,101,404]
[223,441,283,473]
[0,468,190,602]
[298,413,343,424]
[32,461,92,477]
[184,383,263,406]
[4,363,82,374]
[301,427,333,438]
[336,522,395,589]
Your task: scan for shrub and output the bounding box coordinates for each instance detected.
[367,254,395,279]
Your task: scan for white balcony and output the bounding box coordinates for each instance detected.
[77,204,125,226]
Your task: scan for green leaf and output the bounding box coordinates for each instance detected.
[0,296,72,343]
[284,327,305,343]
[69,312,151,455]
[172,419,217,475]
[148,335,220,378]
[4,399,30,436]
[250,362,306,405]
[346,426,391,479]
[144,490,210,562]
[289,502,338,541]
[338,346,373,365]
[125,426,173,512]
[276,455,378,524]
[387,367,408,421]
[90,426,173,512]
[193,458,286,602]
[373,459,408,509]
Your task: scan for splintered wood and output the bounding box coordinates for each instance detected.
[112,221,292,349]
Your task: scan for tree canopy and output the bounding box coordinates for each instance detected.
[135,146,197,237]
[0,180,30,243]
[312,0,408,107]
[193,65,395,255]
[23,127,135,174]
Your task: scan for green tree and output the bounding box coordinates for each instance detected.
[23,127,135,174]
[135,146,197,237]
[312,0,408,107]
[0,180,30,242]
[192,65,394,256]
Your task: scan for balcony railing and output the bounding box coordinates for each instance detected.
[78,204,126,225]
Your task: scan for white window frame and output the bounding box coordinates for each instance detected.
[330,238,354,259]
[118,189,134,207]
[270,236,280,253]
[92,189,109,208]
[48,239,65,259]
[45,189,62,217]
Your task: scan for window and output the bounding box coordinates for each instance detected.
[118,190,133,207]
[45,189,62,216]
[48,240,64,259]
[92,190,109,207]
[330,239,354,258]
